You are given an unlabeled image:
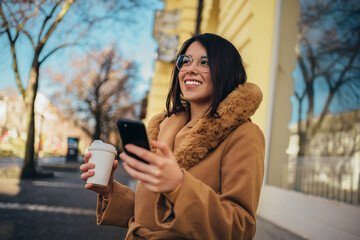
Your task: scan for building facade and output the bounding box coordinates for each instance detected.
[0,90,92,158]
[145,0,360,239]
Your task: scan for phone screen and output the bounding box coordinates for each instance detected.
[117,119,150,163]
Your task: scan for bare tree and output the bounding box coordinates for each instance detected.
[50,45,139,147]
[294,0,360,157]
[0,0,151,178]
[293,0,360,191]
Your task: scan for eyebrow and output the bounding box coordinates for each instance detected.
[184,54,208,58]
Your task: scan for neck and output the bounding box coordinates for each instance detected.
[189,102,211,121]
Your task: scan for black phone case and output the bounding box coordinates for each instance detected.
[117,119,150,163]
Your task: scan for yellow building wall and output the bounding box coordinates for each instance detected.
[144,0,199,125]
[146,0,277,133]
[201,0,277,131]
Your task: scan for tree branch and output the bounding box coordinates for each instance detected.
[39,42,78,64]
[316,38,360,130]
[37,1,61,44]
[21,29,36,49]
[0,3,25,98]
[333,37,360,89]
[39,0,75,47]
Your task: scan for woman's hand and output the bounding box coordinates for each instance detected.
[80,153,118,198]
[120,140,184,193]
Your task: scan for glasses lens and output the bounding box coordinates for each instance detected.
[176,55,191,71]
[198,57,210,72]
[176,55,210,73]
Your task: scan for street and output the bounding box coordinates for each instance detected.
[0,157,305,240]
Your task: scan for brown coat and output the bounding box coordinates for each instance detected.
[96,82,265,240]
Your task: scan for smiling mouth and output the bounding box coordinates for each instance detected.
[185,80,202,86]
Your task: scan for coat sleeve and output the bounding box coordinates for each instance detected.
[96,180,135,227]
[154,123,265,240]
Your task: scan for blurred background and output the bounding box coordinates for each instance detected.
[0,0,359,239]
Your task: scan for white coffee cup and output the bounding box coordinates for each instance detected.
[87,140,117,187]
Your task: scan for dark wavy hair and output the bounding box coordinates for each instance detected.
[166,33,247,117]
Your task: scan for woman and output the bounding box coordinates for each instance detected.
[80,33,265,240]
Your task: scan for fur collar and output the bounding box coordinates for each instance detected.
[147,82,263,170]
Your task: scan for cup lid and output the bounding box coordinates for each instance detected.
[88,140,117,155]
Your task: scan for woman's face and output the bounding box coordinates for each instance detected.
[178,41,213,107]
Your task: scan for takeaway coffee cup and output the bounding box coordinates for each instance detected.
[87,140,117,187]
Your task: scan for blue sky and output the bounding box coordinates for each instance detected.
[0,1,164,102]
[289,0,360,125]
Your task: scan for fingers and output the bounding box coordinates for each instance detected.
[123,145,149,164]
[80,152,115,198]
[150,140,173,159]
[113,159,119,169]
[83,153,91,163]
[85,182,94,189]
[79,153,95,181]
[124,144,159,165]
[120,151,153,174]
[79,162,95,173]
[122,161,158,184]
[121,142,182,193]
[80,169,94,181]
[80,153,94,179]
[80,159,117,182]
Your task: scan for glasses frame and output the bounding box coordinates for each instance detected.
[176,54,210,73]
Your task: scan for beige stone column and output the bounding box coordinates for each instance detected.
[265,0,299,187]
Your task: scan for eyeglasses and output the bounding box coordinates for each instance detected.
[176,55,210,73]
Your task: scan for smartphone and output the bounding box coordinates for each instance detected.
[117,118,150,164]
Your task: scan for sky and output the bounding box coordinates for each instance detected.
[0,1,164,102]
[288,0,360,125]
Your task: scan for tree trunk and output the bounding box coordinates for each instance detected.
[295,130,306,191]
[93,110,102,141]
[20,64,50,178]
[21,101,36,178]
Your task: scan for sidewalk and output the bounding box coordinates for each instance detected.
[0,157,305,240]
[0,156,128,240]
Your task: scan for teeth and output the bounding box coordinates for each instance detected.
[185,80,201,86]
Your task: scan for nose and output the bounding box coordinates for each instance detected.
[186,60,199,74]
